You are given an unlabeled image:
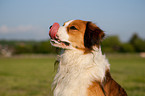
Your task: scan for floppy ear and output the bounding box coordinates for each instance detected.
[84,22,105,50]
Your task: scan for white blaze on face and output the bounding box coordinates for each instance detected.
[57,20,74,42]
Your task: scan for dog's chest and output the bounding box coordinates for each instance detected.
[53,50,109,96]
[54,66,91,96]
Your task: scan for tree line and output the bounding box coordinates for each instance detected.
[0,33,145,55]
[102,33,145,53]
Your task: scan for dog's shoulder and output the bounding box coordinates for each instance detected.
[87,70,127,96]
[104,71,127,96]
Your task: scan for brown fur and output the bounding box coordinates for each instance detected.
[87,82,105,96]
[87,70,127,96]
[67,20,87,49]
[84,22,105,50]
[66,20,105,53]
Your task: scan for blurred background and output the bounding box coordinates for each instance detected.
[0,0,145,96]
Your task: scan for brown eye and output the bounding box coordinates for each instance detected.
[70,26,78,30]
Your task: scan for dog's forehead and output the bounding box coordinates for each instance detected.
[63,20,74,26]
[63,20,88,28]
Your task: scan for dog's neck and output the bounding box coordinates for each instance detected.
[53,48,110,96]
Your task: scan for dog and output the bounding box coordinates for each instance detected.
[49,20,127,96]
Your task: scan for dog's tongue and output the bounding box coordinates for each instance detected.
[49,22,60,39]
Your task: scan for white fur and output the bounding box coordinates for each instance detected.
[57,26,69,42]
[52,48,110,96]
[65,20,74,26]
[57,20,74,43]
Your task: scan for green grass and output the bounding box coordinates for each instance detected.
[108,54,145,96]
[0,56,55,96]
[0,54,145,96]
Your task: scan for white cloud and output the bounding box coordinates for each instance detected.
[0,25,8,33]
[0,25,48,40]
[0,25,38,33]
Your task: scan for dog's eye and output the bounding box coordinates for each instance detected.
[70,26,78,30]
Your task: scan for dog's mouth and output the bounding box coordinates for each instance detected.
[50,37,70,48]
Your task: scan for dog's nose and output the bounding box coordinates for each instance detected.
[49,25,52,29]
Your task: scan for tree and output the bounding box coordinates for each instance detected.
[102,36,121,53]
[129,33,145,52]
[33,41,56,54]
[15,43,33,54]
[120,43,135,53]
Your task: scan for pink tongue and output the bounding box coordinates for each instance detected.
[49,22,60,39]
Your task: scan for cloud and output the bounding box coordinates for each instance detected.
[0,25,48,40]
[0,25,38,33]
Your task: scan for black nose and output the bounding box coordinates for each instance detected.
[49,25,52,29]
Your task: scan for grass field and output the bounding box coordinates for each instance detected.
[0,54,145,96]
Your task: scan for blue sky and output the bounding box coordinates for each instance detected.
[0,0,145,42]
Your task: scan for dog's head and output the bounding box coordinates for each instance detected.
[49,20,105,52]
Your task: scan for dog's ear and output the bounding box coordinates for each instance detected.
[84,22,105,50]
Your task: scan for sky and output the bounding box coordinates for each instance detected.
[0,0,145,42]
